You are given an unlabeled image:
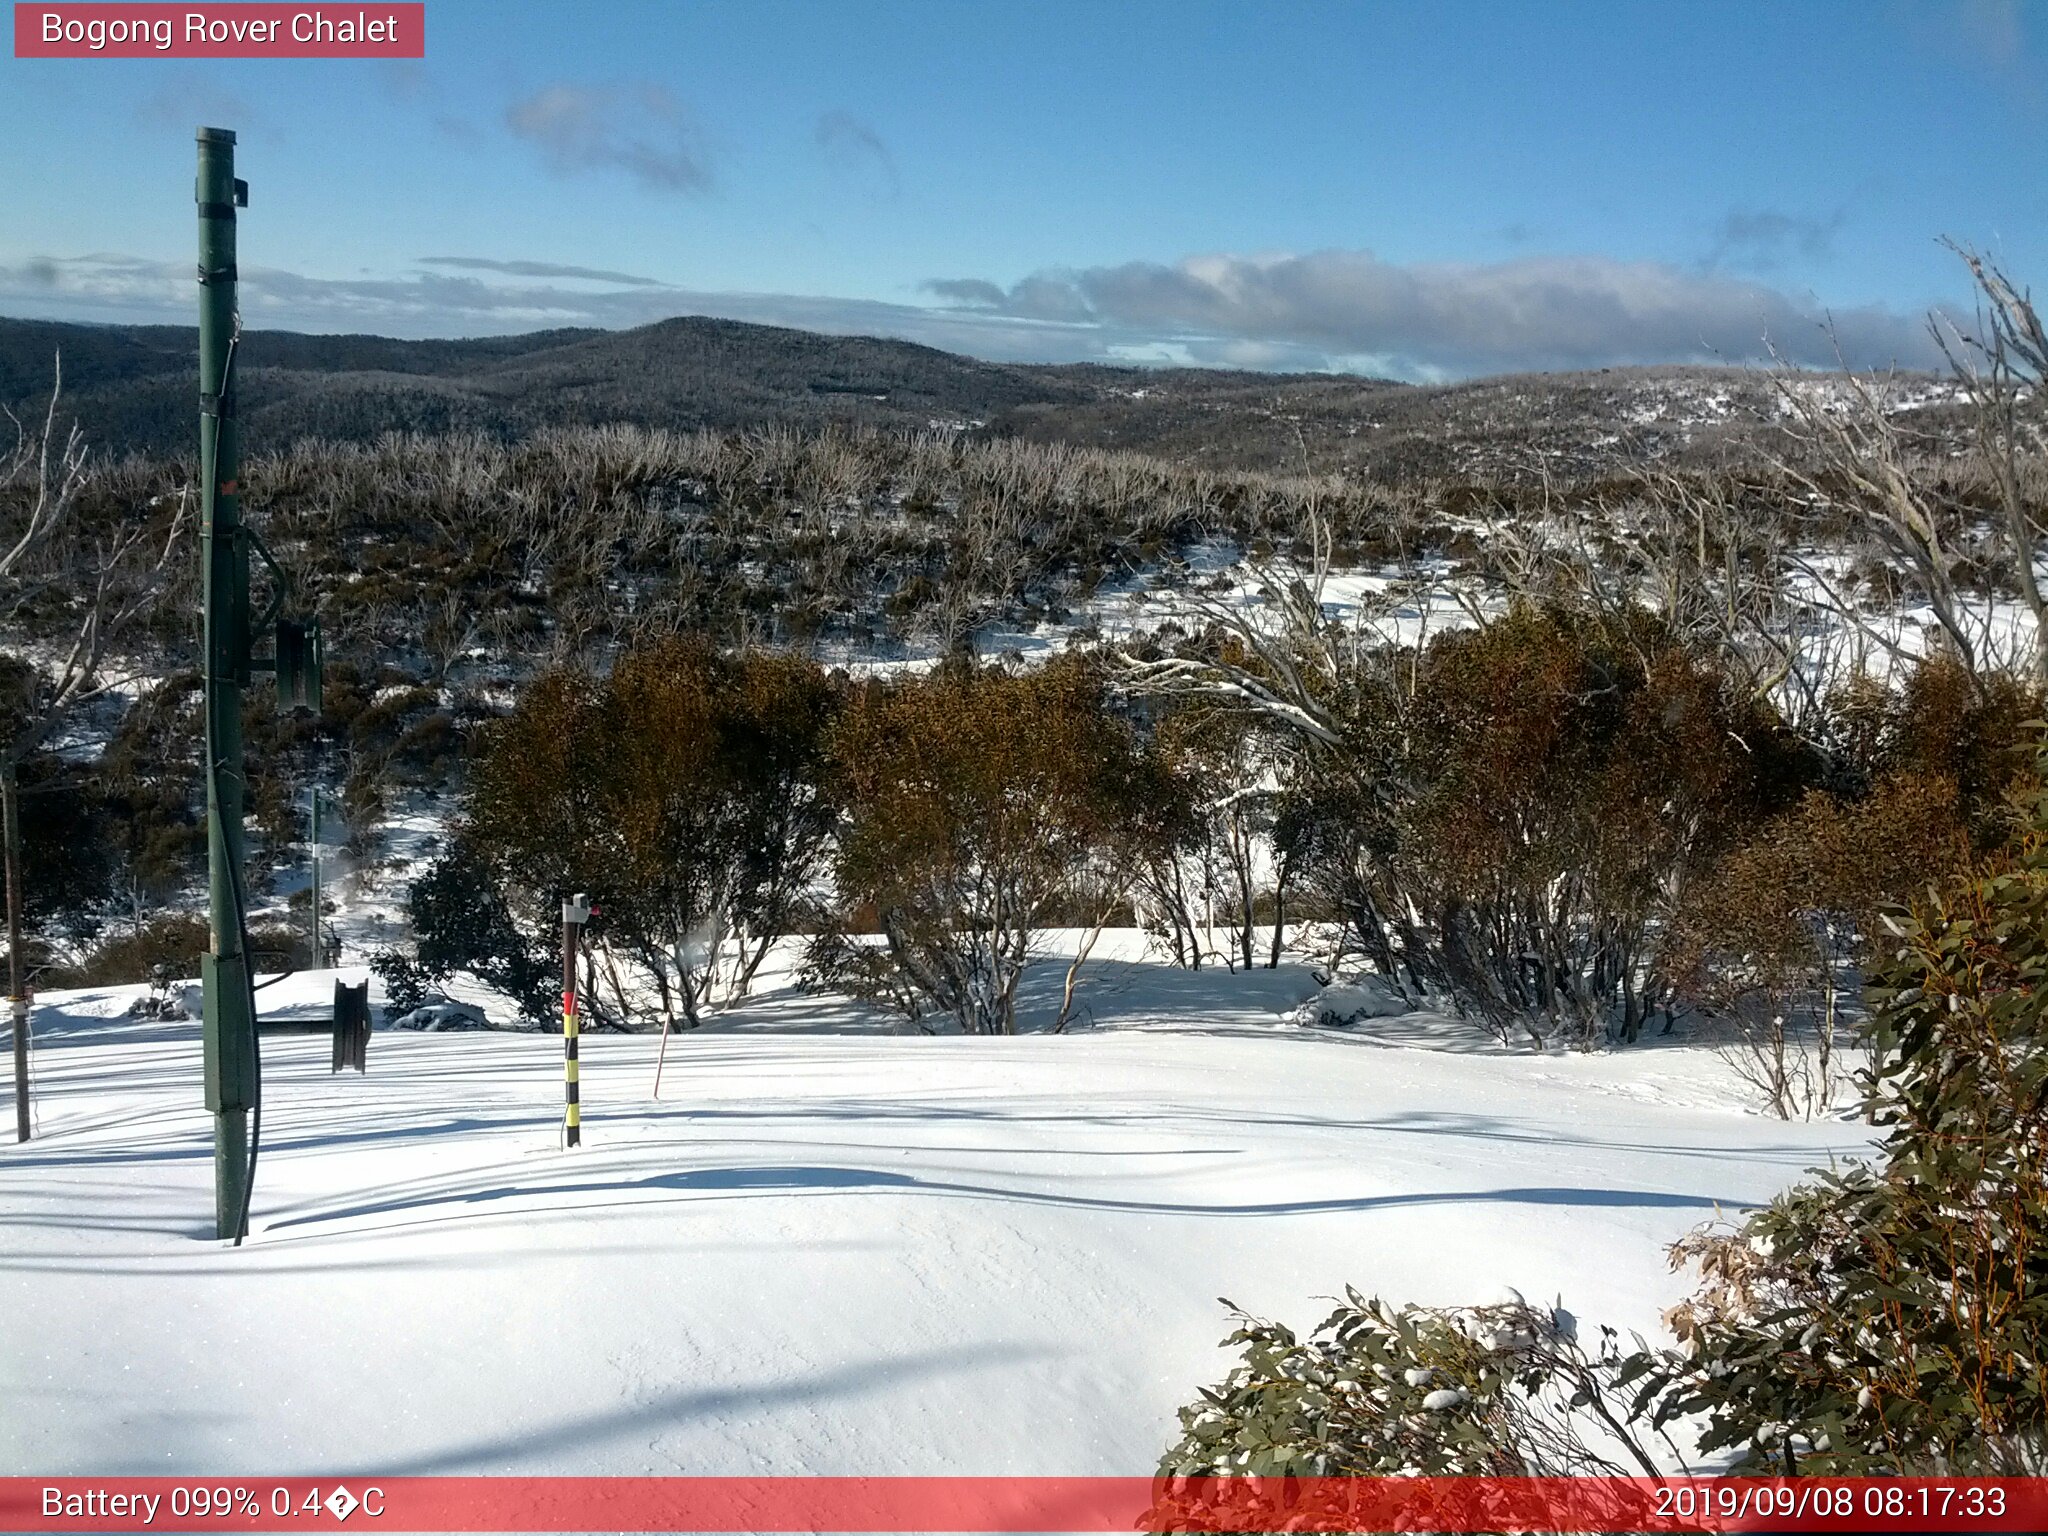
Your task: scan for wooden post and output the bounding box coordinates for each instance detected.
[652,1008,674,1099]
[5,760,29,1143]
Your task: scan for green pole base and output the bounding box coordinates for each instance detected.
[214,1107,248,1240]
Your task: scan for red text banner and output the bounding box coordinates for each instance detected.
[4,1476,2048,1533]
[14,5,424,58]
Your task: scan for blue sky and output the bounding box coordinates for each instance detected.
[3,0,2043,376]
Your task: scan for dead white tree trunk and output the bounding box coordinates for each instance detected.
[1,357,186,1139]
[1937,245,2048,691]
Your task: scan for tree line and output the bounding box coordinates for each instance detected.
[376,607,2040,1086]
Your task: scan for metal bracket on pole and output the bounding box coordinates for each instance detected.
[331,980,370,1073]
[245,524,290,635]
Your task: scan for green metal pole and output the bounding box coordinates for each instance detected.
[197,126,254,1241]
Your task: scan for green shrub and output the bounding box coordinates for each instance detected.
[1646,767,2048,1473]
[370,837,556,1025]
[72,913,210,986]
[1159,1291,1666,1484]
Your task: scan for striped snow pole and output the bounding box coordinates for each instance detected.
[562,893,591,1148]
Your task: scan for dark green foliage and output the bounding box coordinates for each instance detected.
[1646,765,2048,1472]
[92,669,205,895]
[78,652,472,909]
[370,837,556,1025]
[1159,1291,1663,1482]
[11,751,120,948]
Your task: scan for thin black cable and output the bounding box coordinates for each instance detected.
[228,822,260,1248]
[205,324,263,1249]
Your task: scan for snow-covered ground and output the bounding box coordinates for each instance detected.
[2,949,1871,1477]
[837,542,1493,678]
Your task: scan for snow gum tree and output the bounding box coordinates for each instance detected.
[828,657,1158,1035]
[1254,603,1803,1045]
[1129,705,1296,972]
[459,637,840,1029]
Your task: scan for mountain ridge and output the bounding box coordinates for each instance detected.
[1,311,1941,478]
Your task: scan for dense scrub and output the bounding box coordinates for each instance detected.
[1161,770,2048,1476]
[355,594,2042,1070]
[229,424,1452,662]
[1668,658,2043,1113]
[1275,604,1813,1045]
[822,658,1161,1034]
[26,397,2016,681]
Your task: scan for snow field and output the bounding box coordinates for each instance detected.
[1,952,1870,1477]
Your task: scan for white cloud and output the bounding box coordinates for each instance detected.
[927,247,1952,374]
[0,252,1117,361]
[504,82,713,193]
[815,110,898,194]
[1,242,1959,380]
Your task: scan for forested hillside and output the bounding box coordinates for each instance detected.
[3,311,1964,479]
